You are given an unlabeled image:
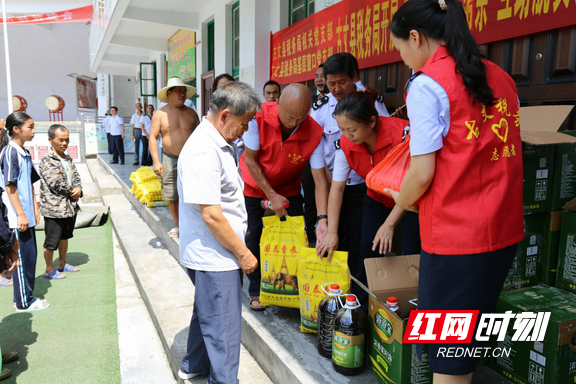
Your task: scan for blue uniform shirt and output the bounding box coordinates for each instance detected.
[0,142,40,228]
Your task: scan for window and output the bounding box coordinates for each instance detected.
[140,62,156,97]
[207,20,215,72]
[232,1,240,79]
[290,0,314,25]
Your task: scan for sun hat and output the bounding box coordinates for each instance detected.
[157,77,197,103]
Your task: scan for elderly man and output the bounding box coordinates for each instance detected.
[177,81,259,382]
[239,83,328,311]
[149,77,199,237]
[139,104,154,166]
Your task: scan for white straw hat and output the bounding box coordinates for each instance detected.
[157,77,197,103]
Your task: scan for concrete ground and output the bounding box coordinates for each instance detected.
[93,153,512,384]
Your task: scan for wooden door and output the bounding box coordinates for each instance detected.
[201,70,215,117]
[359,25,576,129]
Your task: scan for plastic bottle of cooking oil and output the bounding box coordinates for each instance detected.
[332,294,366,376]
[317,283,343,358]
[385,296,405,319]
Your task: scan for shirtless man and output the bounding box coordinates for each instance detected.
[149,77,199,238]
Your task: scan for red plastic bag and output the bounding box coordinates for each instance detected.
[366,135,411,199]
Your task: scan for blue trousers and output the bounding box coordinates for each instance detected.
[133,129,142,163]
[12,228,37,308]
[111,134,124,163]
[107,132,112,154]
[182,268,242,384]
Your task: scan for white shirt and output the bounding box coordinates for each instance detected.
[244,118,325,169]
[355,80,390,117]
[332,149,353,182]
[102,115,111,133]
[109,115,124,136]
[140,113,153,135]
[130,112,143,128]
[177,117,246,272]
[406,74,451,156]
[310,93,365,185]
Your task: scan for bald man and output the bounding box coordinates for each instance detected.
[239,84,329,310]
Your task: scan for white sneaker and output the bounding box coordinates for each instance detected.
[178,369,200,380]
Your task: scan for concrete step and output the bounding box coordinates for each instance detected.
[96,174,123,195]
[81,181,102,203]
[89,157,271,384]
[92,154,512,384]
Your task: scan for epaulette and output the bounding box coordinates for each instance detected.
[312,95,329,111]
[376,94,385,103]
[334,139,341,150]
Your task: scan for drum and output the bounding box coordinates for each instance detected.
[45,95,65,112]
[12,95,27,112]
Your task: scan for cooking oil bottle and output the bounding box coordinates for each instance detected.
[385,296,405,319]
[332,294,366,375]
[317,283,343,358]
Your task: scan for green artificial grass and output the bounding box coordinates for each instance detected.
[0,220,120,383]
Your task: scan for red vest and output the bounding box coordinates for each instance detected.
[413,45,524,255]
[340,117,407,207]
[240,102,323,198]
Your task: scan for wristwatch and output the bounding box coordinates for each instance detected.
[316,215,328,222]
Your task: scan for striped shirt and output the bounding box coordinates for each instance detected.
[0,142,40,228]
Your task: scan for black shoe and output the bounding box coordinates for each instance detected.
[132,162,139,166]
[110,161,118,164]
[120,162,125,165]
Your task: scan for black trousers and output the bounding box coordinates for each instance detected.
[353,195,422,313]
[107,132,112,154]
[245,194,304,297]
[141,134,151,166]
[111,134,125,163]
[336,183,366,278]
[301,162,317,245]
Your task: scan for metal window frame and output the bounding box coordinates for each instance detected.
[139,62,157,97]
[232,1,240,79]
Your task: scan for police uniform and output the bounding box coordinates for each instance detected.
[355,80,390,118]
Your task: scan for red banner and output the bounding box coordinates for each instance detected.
[0,6,92,25]
[270,0,576,84]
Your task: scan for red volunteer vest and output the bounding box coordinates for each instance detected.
[240,102,323,198]
[340,117,408,207]
[413,45,524,254]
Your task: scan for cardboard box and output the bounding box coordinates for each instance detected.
[520,106,576,214]
[358,255,432,384]
[540,210,562,286]
[502,213,547,291]
[555,200,576,293]
[551,131,576,210]
[490,285,576,384]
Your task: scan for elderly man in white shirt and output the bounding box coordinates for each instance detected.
[101,112,112,154]
[139,104,154,166]
[176,81,260,382]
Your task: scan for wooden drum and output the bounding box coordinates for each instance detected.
[45,95,65,112]
[12,95,27,112]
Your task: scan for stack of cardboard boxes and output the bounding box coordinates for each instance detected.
[489,105,576,383]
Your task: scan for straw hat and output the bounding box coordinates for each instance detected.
[157,77,197,103]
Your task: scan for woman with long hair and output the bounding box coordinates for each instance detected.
[386,0,524,382]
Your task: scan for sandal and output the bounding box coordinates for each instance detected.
[0,277,12,287]
[0,368,10,380]
[16,298,50,312]
[42,270,66,280]
[2,352,18,364]
[249,296,266,311]
[168,228,179,238]
[57,264,79,273]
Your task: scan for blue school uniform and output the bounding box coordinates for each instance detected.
[0,142,41,308]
